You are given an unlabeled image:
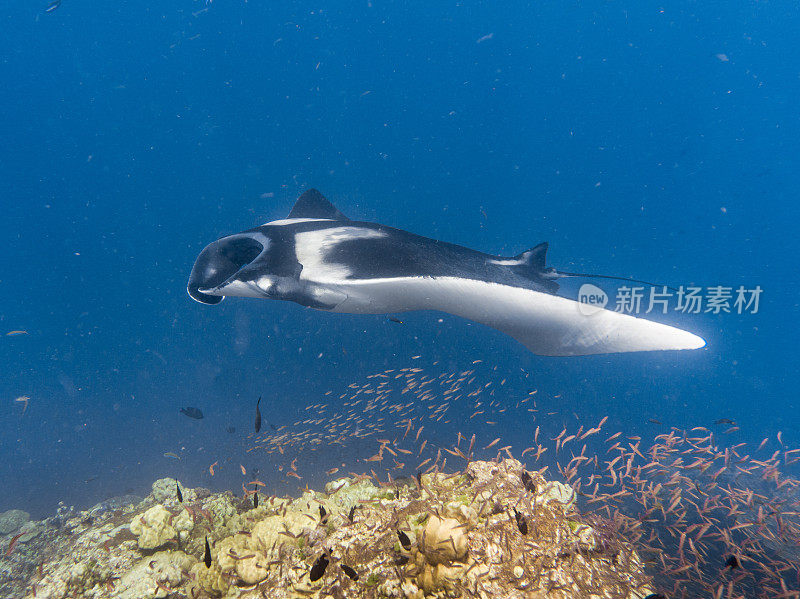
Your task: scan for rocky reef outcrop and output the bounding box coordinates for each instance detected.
[2,460,654,599]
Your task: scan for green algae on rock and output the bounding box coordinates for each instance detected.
[0,509,30,535]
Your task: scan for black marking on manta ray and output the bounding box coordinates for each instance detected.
[271,219,557,291]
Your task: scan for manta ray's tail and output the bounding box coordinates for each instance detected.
[550,270,679,293]
[512,242,679,293]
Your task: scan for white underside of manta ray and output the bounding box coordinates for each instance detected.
[187,190,706,356]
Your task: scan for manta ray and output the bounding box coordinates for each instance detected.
[188,189,705,356]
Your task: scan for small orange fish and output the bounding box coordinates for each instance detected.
[5,330,28,337]
[240,464,247,476]
[5,532,23,557]
[326,467,339,475]
[484,437,500,450]
[286,471,302,480]
[209,461,219,476]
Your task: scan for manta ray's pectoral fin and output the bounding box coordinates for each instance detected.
[407,278,705,356]
[471,283,705,356]
[287,189,349,221]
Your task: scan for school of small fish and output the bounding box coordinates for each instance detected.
[231,359,800,598]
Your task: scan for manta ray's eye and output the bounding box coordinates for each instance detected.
[188,235,265,304]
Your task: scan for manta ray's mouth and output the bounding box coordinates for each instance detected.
[188,234,266,304]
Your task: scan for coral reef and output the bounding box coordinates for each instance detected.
[130,505,178,550]
[1,460,654,599]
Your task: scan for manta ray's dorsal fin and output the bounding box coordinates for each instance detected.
[515,242,549,271]
[511,242,559,293]
[287,189,349,221]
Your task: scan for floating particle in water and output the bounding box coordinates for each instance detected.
[14,396,29,416]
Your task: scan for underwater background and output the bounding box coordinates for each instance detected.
[1,0,798,522]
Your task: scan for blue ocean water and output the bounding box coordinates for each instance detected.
[1,1,798,518]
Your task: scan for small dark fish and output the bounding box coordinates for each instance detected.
[644,595,667,599]
[203,536,212,568]
[513,509,528,535]
[45,0,61,13]
[319,505,327,524]
[388,317,404,324]
[226,426,236,434]
[724,554,739,569]
[394,555,409,566]
[309,552,329,582]
[254,396,262,434]
[176,480,183,503]
[415,471,422,486]
[397,529,411,550]
[715,418,736,426]
[347,506,356,523]
[648,418,663,425]
[253,491,259,508]
[180,407,204,420]
[520,470,536,493]
[340,564,359,581]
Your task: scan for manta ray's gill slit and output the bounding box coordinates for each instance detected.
[240,358,800,598]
